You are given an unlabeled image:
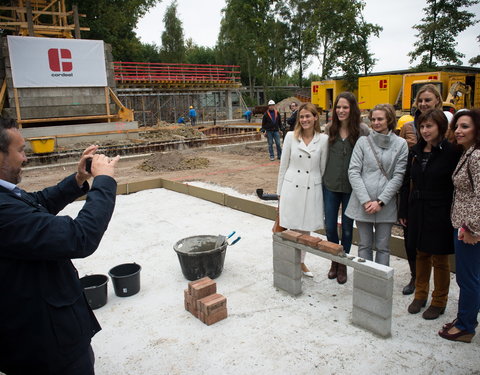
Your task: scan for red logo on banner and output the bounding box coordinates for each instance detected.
[313,85,319,93]
[48,48,72,72]
[379,79,388,89]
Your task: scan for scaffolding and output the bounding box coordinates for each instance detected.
[117,88,245,126]
[0,0,88,39]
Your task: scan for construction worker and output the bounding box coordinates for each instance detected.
[189,106,197,126]
[261,100,282,161]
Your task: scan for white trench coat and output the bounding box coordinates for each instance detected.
[277,131,329,231]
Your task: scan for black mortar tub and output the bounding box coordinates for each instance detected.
[80,274,108,309]
[108,263,142,297]
[173,235,227,281]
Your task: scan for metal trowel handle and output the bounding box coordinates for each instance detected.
[256,188,279,201]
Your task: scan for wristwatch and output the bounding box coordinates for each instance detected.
[377,199,385,207]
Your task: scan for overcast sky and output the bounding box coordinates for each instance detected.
[135,0,480,75]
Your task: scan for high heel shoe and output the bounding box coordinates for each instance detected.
[301,263,313,278]
[438,327,475,343]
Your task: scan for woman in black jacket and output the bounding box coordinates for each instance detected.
[399,108,462,320]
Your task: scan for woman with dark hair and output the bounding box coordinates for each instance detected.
[399,108,462,320]
[322,92,370,283]
[277,103,329,277]
[399,84,444,295]
[439,109,480,343]
[346,104,407,266]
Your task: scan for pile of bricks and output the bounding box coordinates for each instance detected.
[281,230,344,255]
[184,277,227,326]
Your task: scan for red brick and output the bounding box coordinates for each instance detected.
[199,307,228,325]
[190,278,217,300]
[188,277,214,295]
[317,241,344,255]
[197,293,227,315]
[281,230,303,242]
[297,234,322,247]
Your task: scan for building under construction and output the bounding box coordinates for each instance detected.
[0,0,248,156]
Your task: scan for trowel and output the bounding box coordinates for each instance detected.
[214,231,236,249]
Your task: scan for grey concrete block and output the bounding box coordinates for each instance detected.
[273,272,302,296]
[352,305,392,337]
[353,269,394,300]
[352,288,392,319]
[272,241,300,264]
[273,258,302,279]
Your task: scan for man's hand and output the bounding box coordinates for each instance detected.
[90,154,120,178]
[76,145,98,186]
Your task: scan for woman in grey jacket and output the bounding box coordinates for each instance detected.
[346,104,408,265]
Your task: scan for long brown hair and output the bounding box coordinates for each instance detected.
[328,92,362,145]
[293,103,321,139]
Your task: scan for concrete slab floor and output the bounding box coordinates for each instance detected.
[39,187,479,374]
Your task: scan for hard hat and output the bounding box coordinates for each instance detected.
[268,100,275,105]
[396,114,414,131]
[189,106,193,109]
[443,111,453,124]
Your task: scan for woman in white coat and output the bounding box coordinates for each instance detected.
[346,104,408,266]
[277,102,329,276]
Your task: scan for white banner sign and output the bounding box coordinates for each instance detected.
[7,36,107,88]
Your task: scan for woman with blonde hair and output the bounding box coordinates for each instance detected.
[277,103,329,277]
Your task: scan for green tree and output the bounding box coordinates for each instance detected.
[68,0,159,61]
[409,0,479,68]
[275,0,316,87]
[160,1,186,63]
[185,39,217,65]
[469,35,480,65]
[310,0,380,89]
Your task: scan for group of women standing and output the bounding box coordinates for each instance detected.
[277,87,480,343]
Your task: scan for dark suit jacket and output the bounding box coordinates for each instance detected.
[0,174,117,374]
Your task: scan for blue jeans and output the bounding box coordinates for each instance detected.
[454,231,480,333]
[266,130,282,159]
[322,186,354,254]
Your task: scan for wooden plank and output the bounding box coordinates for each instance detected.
[26,1,35,36]
[72,4,80,39]
[105,86,111,122]
[18,114,116,124]
[0,80,7,112]
[14,88,22,128]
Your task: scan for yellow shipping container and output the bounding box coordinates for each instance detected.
[358,75,403,110]
[311,80,350,111]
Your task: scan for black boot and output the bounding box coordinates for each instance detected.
[402,275,416,295]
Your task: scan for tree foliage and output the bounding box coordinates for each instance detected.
[469,35,480,65]
[68,0,160,61]
[185,39,217,65]
[408,0,479,68]
[159,1,186,63]
[275,0,316,87]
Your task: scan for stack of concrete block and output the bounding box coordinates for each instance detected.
[184,277,227,326]
[352,266,393,337]
[272,231,394,337]
[273,230,344,296]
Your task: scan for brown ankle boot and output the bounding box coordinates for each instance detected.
[336,264,347,284]
[327,261,338,279]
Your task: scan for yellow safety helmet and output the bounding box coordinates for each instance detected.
[189,106,193,109]
[396,115,414,131]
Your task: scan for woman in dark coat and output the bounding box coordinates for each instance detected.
[399,108,462,320]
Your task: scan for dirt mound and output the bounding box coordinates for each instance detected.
[138,151,210,172]
[141,126,206,141]
[275,96,303,113]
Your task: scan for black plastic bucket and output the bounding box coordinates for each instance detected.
[173,235,227,281]
[108,263,142,297]
[80,274,108,310]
